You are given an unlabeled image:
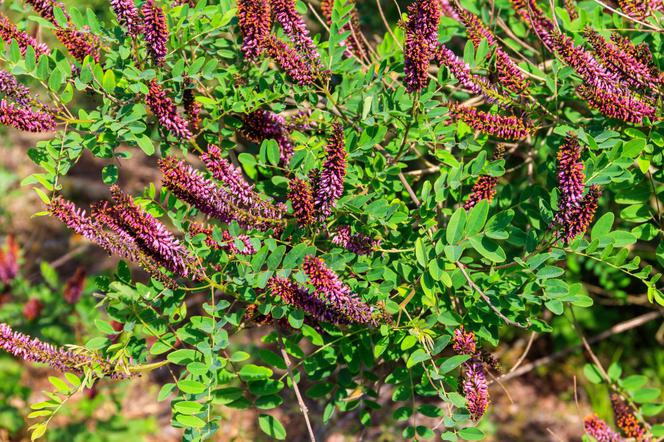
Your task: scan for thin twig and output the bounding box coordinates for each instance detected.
[507,331,537,374]
[274,322,317,442]
[456,262,529,329]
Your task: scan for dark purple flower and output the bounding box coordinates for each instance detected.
[237,0,271,60]
[584,415,623,442]
[288,177,315,226]
[435,45,505,103]
[611,394,648,441]
[0,100,55,132]
[452,327,490,421]
[0,70,32,106]
[142,0,168,64]
[403,0,441,93]
[0,322,127,377]
[555,185,601,244]
[302,255,374,324]
[268,276,354,325]
[110,0,143,36]
[146,80,192,140]
[555,135,585,214]
[182,87,201,133]
[452,326,477,355]
[439,0,460,20]
[265,36,317,86]
[464,175,498,210]
[564,0,579,20]
[241,109,294,163]
[577,84,657,125]
[618,0,662,20]
[312,122,346,220]
[510,0,556,50]
[271,0,321,64]
[331,225,379,255]
[188,223,255,255]
[22,298,43,321]
[449,103,531,140]
[54,27,101,63]
[0,14,50,57]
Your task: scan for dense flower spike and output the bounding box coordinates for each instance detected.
[240,109,294,163]
[555,135,585,213]
[107,185,201,279]
[584,415,623,442]
[439,0,460,20]
[146,80,192,139]
[303,256,374,324]
[464,175,498,210]
[271,0,321,64]
[618,0,663,20]
[159,156,285,231]
[288,178,315,226]
[403,0,441,93]
[0,235,19,285]
[510,0,556,50]
[331,225,379,255]
[435,45,502,102]
[110,0,143,36]
[0,322,125,377]
[320,0,366,59]
[610,34,656,70]
[182,88,201,133]
[564,0,579,21]
[452,327,489,421]
[268,276,353,325]
[450,104,531,140]
[237,0,271,59]
[63,267,86,304]
[584,27,661,91]
[54,28,101,63]
[456,7,528,93]
[142,0,169,64]
[0,14,50,57]
[312,123,347,220]
[556,185,601,244]
[611,394,649,441]
[577,85,657,125]
[24,0,69,24]
[49,196,177,287]
[0,100,55,132]
[265,36,317,86]
[0,71,32,106]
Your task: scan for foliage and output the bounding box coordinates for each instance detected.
[0,0,662,440]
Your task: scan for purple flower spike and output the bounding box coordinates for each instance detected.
[0,100,55,133]
[0,70,32,106]
[435,45,503,103]
[142,0,168,64]
[0,14,51,57]
[577,85,657,125]
[403,0,441,93]
[24,0,69,24]
[271,0,321,64]
[555,185,601,244]
[237,0,271,60]
[449,103,531,140]
[312,122,347,220]
[110,0,143,36]
[584,415,623,442]
[452,327,490,421]
[265,36,317,86]
[146,80,192,140]
[303,255,374,325]
[241,109,295,163]
[555,135,585,213]
[55,28,101,63]
[331,225,379,255]
[288,178,315,226]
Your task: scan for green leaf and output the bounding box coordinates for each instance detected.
[173,401,204,415]
[167,349,198,365]
[468,235,506,262]
[458,427,485,440]
[178,380,206,395]
[136,135,155,155]
[583,363,603,384]
[175,414,206,428]
[239,364,273,381]
[30,423,47,441]
[406,349,430,368]
[258,414,286,440]
[466,200,489,236]
[102,70,116,92]
[591,213,614,242]
[438,355,470,374]
[446,207,466,245]
[40,261,59,287]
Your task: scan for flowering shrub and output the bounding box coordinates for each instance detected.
[0,0,663,440]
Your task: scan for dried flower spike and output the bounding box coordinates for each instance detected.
[403,0,441,93]
[240,109,294,163]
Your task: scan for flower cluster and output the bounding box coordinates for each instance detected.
[271,0,321,64]
[449,103,531,140]
[182,87,201,133]
[268,276,354,325]
[403,0,441,93]
[611,394,649,441]
[312,123,347,219]
[142,0,169,64]
[146,80,192,140]
[240,109,294,163]
[54,28,101,63]
[577,85,657,125]
[435,45,503,103]
[288,178,315,226]
[237,0,271,60]
[63,267,86,304]
[0,235,19,286]
[557,185,601,244]
[264,36,316,86]
[320,0,366,60]
[618,0,663,20]
[439,0,460,20]
[23,298,43,321]
[331,225,379,255]
[464,176,498,210]
[456,7,528,93]
[0,322,126,378]
[584,28,661,91]
[24,0,69,24]
[49,193,200,287]
[510,0,555,50]
[0,100,56,132]
[452,327,490,421]
[584,415,623,442]
[159,155,286,232]
[302,255,374,324]
[564,0,579,21]
[110,0,143,37]
[0,14,50,57]
[0,70,31,106]
[189,223,256,255]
